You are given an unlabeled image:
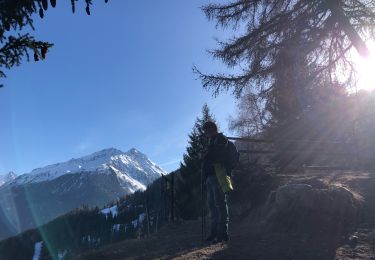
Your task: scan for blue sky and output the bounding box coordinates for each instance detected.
[0,0,236,174]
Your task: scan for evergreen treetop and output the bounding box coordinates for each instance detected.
[183,103,218,168]
[176,104,218,219]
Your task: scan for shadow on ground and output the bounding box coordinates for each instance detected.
[76,171,375,260]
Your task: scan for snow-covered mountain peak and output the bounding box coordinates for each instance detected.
[0,172,17,186]
[126,148,148,159]
[89,148,124,158]
[127,147,139,153]
[6,171,17,178]
[10,148,166,186]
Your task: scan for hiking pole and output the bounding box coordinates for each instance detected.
[201,166,204,242]
[201,163,206,243]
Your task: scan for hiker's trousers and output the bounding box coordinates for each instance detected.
[206,174,229,237]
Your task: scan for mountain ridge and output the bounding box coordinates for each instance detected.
[10,147,165,186]
[0,147,166,240]
[0,172,17,187]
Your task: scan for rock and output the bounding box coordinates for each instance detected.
[275,184,315,210]
[263,183,360,233]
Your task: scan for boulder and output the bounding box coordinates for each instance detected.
[263,183,360,234]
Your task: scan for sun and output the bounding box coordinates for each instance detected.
[351,40,375,92]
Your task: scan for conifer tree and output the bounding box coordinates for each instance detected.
[176,104,218,219]
[0,0,109,86]
[196,0,375,168]
[196,0,375,98]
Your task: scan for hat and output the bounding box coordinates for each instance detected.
[202,121,218,132]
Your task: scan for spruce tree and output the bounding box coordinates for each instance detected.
[175,104,218,219]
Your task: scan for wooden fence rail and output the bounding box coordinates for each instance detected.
[156,136,357,228]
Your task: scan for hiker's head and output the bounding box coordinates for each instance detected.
[202,121,218,137]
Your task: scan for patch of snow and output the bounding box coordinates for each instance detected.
[32,241,43,260]
[101,205,118,219]
[109,166,146,192]
[82,235,101,246]
[0,171,17,186]
[131,219,138,228]
[112,224,121,232]
[131,213,146,228]
[139,213,146,222]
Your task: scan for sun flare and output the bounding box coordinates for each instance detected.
[351,40,375,92]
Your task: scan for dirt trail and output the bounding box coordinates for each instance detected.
[76,171,375,260]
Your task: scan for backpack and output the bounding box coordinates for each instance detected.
[225,140,240,172]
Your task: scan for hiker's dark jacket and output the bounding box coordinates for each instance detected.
[202,133,228,180]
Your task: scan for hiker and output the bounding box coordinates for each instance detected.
[200,121,238,243]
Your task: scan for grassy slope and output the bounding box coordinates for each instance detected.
[75,171,375,260]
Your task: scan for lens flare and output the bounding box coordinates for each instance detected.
[351,40,375,92]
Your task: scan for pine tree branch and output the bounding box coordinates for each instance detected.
[0,0,109,86]
[198,0,375,97]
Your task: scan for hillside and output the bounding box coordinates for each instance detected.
[0,148,165,240]
[75,170,375,260]
[2,161,375,259]
[0,171,171,260]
